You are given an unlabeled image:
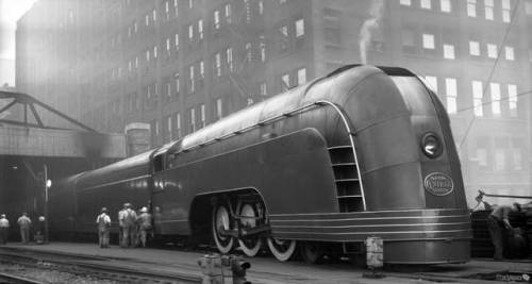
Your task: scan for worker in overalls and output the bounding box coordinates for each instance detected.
[96,207,111,248]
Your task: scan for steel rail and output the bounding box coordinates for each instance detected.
[0,272,45,284]
[0,250,200,283]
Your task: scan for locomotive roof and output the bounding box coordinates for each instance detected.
[172,65,415,154]
[76,150,154,190]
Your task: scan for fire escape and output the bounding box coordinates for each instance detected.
[223,0,264,108]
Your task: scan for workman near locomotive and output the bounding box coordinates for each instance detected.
[96,207,111,248]
[0,214,10,245]
[118,203,137,248]
[136,207,152,248]
[17,212,32,244]
[487,202,521,260]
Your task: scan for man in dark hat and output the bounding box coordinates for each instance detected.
[96,207,111,248]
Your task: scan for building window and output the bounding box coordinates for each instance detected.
[166,81,172,99]
[199,60,205,79]
[199,104,206,128]
[215,98,223,120]
[146,49,150,62]
[174,72,180,95]
[494,146,505,171]
[476,146,488,168]
[176,112,182,138]
[259,0,264,14]
[420,0,432,9]
[215,53,221,76]
[467,0,477,17]
[295,18,305,38]
[472,81,483,116]
[485,0,494,20]
[422,34,435,49]
[505,46,514,60]
[214,10,220,29]
[400,0,412,6]
[189,108,196,133]
[440,0,451,12]
[189,0,194,9]
[297,68,307,85]
[508,84,517,117]
[526,1,532,15]
[145,14,150,26]
[245,42,252,62]
[152,9,157,22]
[469,41,480,56]
[189,65,195,93]
[166,38,171,52]
[279,25,289,51]
[445,78,457,114]
[490,82,501,116]
[198,19,204,40]
[153,46,158,59]
[166,115,172,141]
[174,0,179,17]
[443,44,455,59]
[281,73,290,91]
[487,43,498,58]
[175,33,180,49]
[259,36,266,62]
[424,76,438,93]
[226,48,233,72]
[225,3,232,23]
[260,82,267,96]
[135,56,139,68]
[188,24,194,41]
[502,0,511,22]
[165,1,170,20]
[401,29,416,54]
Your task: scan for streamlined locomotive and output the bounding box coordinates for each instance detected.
[49,65,471,264]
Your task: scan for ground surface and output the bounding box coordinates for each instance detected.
[0,242,530,283]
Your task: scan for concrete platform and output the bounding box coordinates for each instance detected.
[0,242,531,283]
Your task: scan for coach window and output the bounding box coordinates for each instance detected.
[153,154,165,172]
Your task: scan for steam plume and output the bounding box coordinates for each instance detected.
[359,0,384,64]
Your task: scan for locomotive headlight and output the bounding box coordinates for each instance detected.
[421,133,443,158]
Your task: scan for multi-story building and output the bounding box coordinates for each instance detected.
[16,0,532,205]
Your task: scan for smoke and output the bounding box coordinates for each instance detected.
[359,0,384,64]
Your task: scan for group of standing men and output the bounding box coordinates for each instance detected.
[96,203,152,249]
[0,212,36,245]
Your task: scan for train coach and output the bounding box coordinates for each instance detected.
[49,65,471,264]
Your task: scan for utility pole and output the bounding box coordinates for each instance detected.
[44,164,50,243]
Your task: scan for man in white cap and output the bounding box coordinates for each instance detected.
[119,203,136,248]
[136,207,152,248]
[0,214,9,245]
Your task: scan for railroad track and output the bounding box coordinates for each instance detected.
[0,249,201,284]
[0,272,45,284]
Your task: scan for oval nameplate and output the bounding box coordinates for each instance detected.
[424,172,454,196]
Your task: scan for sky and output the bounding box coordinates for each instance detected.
[0,0,38,87]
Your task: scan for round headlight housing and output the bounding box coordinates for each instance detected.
[421,133,443,158]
